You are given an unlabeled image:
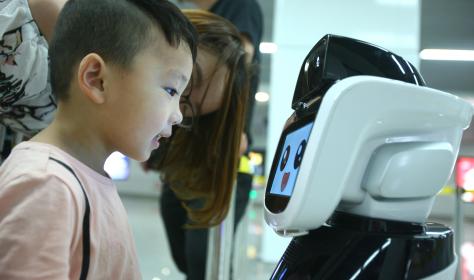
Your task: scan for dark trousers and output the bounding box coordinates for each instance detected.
[160,172,252,280]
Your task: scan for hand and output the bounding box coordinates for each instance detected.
[140,161,149,172]
[240,34,255,64]
[239,132,248,156]
[284,112,298,130]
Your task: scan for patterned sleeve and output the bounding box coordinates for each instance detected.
[0,0,56,136]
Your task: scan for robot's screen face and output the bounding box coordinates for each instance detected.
[269,122,314,197]
[266,113,316,213]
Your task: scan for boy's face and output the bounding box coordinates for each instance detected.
[103,31,193,162]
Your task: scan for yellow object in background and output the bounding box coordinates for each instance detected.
[239,155,253,174]
[437,185,474,203]
[439,185,455,195]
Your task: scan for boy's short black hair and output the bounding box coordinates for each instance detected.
[49,0,198,100]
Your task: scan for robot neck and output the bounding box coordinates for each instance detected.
[326,211,425,234]
[337,195,436,224]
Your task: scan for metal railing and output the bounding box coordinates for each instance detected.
[205,184,237,280]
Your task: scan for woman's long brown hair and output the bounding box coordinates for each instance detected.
[147,10,249,228]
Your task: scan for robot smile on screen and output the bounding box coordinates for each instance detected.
[264,34,474,280]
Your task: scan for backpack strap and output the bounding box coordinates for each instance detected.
[49,157,90,280]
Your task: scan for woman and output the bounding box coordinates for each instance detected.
[144,9,250,279]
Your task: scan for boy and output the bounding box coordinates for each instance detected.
[0,0,197,279]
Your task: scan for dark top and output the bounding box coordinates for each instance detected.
[210,0,263,63]
[210,0,264,143]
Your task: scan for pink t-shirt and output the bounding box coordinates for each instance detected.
[0,141,142,279]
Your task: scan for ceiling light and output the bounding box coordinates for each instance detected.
[420,49,474,61]
[255,91,270,103]
[259,42,278,54]
[375,0,417,6]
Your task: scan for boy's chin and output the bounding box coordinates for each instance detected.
[136,153,151,163]
[125,151,150,163]
[121,145,157,162]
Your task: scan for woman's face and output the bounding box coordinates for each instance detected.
[181,47,230,117]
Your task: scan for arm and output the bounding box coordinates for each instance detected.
[239,34,255,154]
[28,0,66,43]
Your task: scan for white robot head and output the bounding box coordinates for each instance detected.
[264,35,473,237]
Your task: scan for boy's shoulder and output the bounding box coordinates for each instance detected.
[0,142,89,224]
[1,141,51,177]
[0,141,83,193]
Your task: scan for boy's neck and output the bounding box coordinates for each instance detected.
[31,110,110,177]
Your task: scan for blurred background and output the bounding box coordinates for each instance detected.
[105,0,474,279]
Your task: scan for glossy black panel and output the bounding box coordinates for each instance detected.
[269,212,455,280]
[292,34,426,111]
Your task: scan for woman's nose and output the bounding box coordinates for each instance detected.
[170,109,183,126]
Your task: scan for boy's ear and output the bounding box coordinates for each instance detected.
[77,53,106,104]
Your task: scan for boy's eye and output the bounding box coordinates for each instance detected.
[164,87,178,97]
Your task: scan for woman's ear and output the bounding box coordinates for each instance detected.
[77,53,106,104]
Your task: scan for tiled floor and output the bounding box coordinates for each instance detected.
[122,195,474,280]
[123,195,183,280]
[123,194,275,280]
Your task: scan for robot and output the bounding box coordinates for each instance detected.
[264,34,473,279]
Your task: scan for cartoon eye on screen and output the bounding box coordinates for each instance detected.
[280,146,290,171]
[294,140,307,169]
[270,122,314,197]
